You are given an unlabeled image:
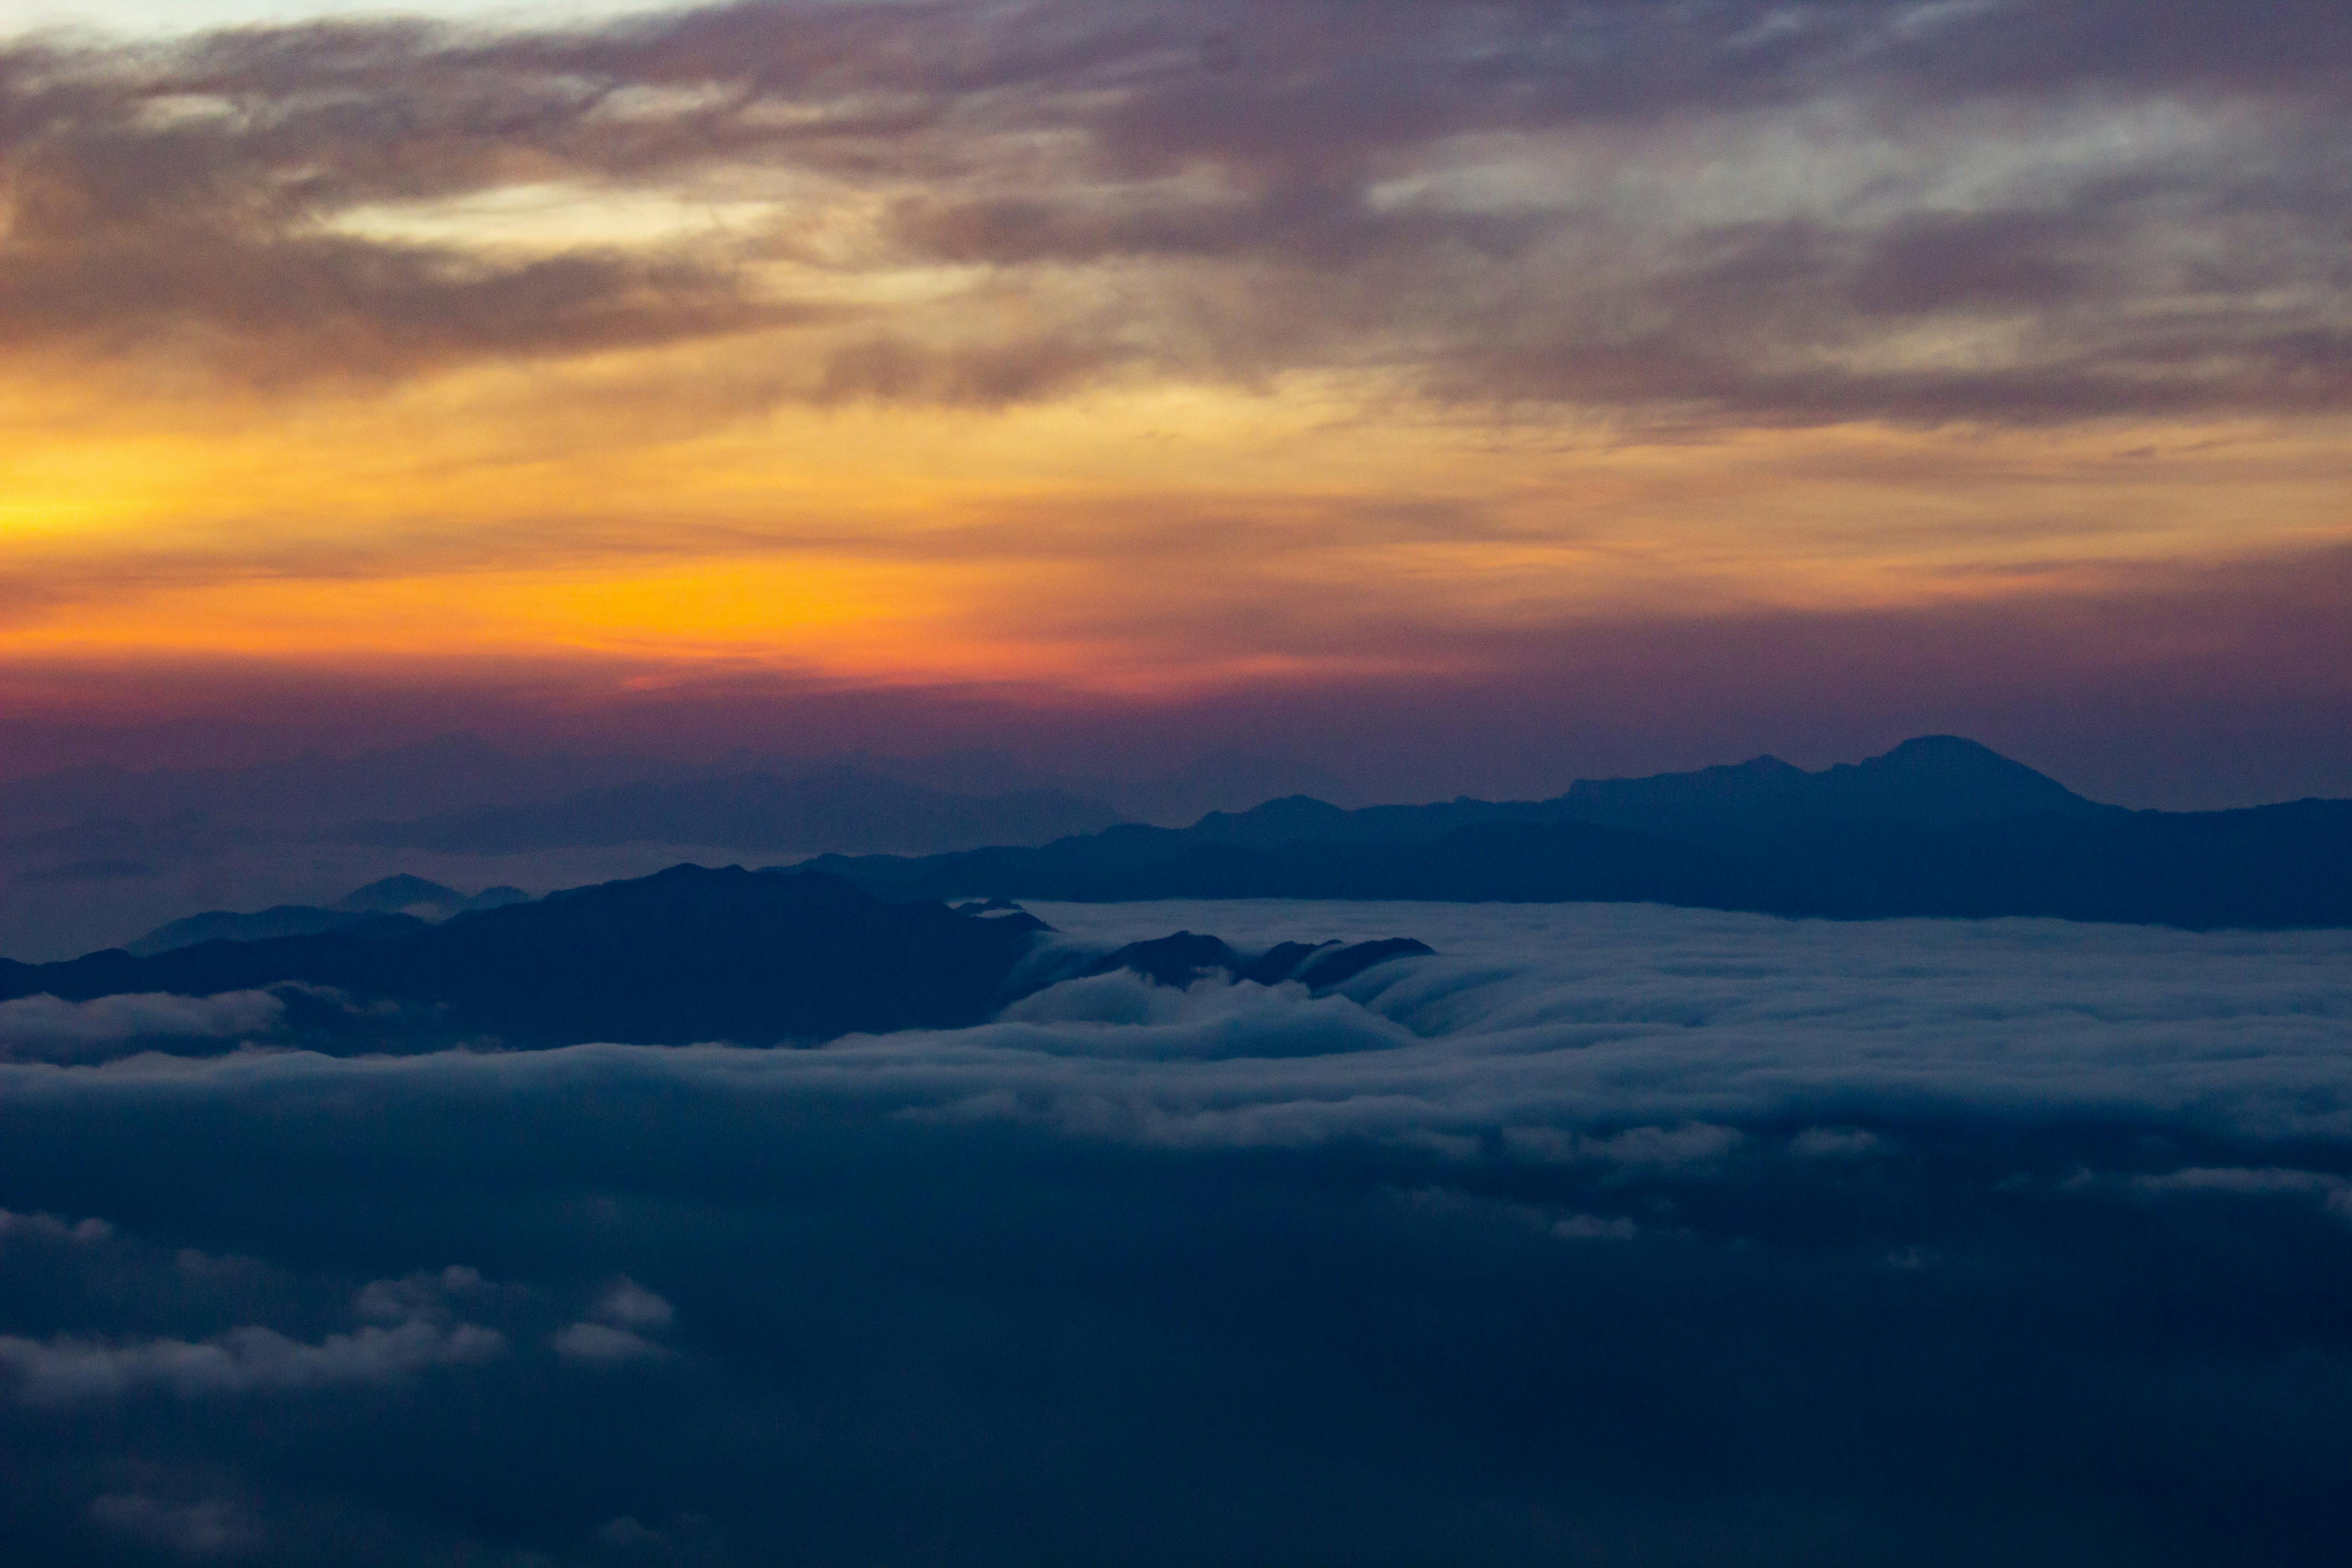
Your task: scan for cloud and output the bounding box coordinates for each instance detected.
[856,899,2352,1149]
[1502,1122,1746,1170]
[0,901,2348,1563]
[0,1318,505,1405]
[353,1264,489,1323]
[551,1320,665,1363]
[0,1259,506,1407]
[553,1275,675,1362]
[87,1494,261,1560]
[0,990,284,1060]
[9,534,2342,827]
[0,1,2343,424]
[6,897,2350,1146]
[1551,1213,1640,1241]
[0,1207,113,1245]
[590,1276,674,1330]
[559,1279,682,1363]
[2130,1166,2352,1218]
[594,1514,669,1551]
[1788,1126,1883,1159]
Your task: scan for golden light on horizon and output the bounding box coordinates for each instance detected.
[0,0,2347,781]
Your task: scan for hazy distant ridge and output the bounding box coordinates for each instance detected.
[344,769,1126,856]
[803,738,2352,930]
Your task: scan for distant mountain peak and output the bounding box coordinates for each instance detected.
[334,875,466,914]
[1854,735,2026,773]
[1882,734,1996,755]
[1553,736,2097,829]
[1817,736,2097,822]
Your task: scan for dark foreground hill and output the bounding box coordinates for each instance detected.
[0,866,1430,1054]
[799,737,2352,929]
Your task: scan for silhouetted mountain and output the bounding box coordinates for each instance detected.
[9,868,1050,1048]
[127,877,532,957]
[0,739,1354,961]
[1553,735,2108,858]
[0,736,698,835]
[333,874,466,912]
[345,769,1123,855]
[1811,735,2099,821]
[810,748,1357,825]
[2,813,248,880]
[5,867,1434,1053]
[1100,751,1359,825]
[805,818,1792,908]
[127,905,378,958]
[797,738,2352,929]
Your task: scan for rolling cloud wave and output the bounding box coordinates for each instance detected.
[0,912,2348,1563]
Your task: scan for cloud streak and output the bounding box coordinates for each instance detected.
[0,1317,504,1405]
[2,1,2346,424]
[0,989,284,1060]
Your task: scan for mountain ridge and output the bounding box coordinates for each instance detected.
[0,866,1433,1056]
[794,737,2352,929]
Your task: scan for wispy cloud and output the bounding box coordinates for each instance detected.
[0,1316,504,1405]
[0,3,2347,812]
[3,1,2345,422]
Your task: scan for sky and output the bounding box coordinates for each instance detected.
[5,902,2352,1563]
[2,0,2349,804]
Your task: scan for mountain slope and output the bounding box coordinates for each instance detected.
[1,867,1437,1053]
[1553,735,2111,856]
[125,877,530,957]
[795,739,2352,929]
[6,868,1050,1047]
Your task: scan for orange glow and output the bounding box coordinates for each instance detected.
[6,339,2342,697]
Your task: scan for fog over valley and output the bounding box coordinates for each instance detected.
[3,898,2350,1563]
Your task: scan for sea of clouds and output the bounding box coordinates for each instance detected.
[2,901,2349,1565]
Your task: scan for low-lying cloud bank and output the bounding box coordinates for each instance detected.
[1,902,2349,1564]
[0,988,285,1060]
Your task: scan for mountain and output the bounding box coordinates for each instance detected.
[795,738,2352,930]
[0,738,1339,962]
[0,737,1346,840]
[803,816,1791,909]
[12,868,1052,1049]
[1552,735,2108,857]
[0,735,694,836]
[127,905,406,958]
[339,755,1360,854]
[1096,751,1359,825]
[125,877,533,957]
[5,866,1433,1054]
[800,748,1357,825]
[343,769,1124,855]
[332,876,530,916]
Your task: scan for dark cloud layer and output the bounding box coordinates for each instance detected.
[6,0,2348,419]
[1,904,2350,1564]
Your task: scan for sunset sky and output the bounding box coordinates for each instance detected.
[3,0,2347,803]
